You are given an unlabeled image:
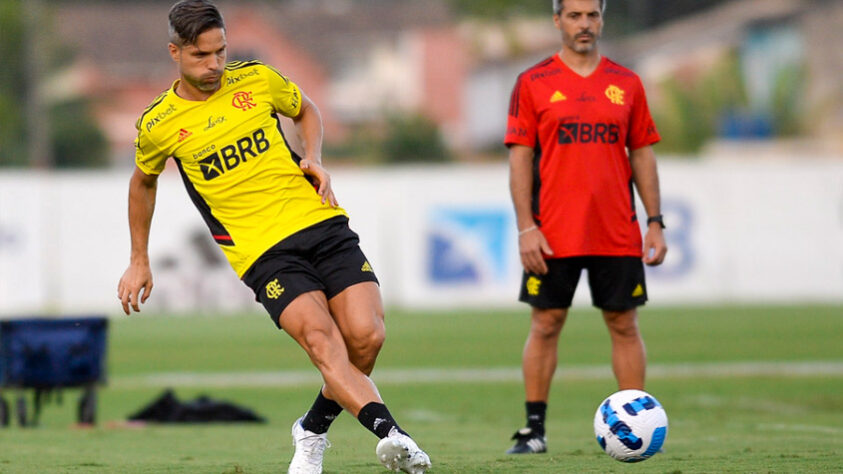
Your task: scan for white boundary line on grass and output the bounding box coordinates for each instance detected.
[110,361,843,389]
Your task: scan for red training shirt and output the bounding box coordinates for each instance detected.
[505,55,660,258]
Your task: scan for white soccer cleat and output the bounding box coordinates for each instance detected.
[375,428,432,474]
[288,417,330,474]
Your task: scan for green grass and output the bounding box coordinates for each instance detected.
[0,304,841,473]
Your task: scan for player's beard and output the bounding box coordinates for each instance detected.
[566,30,600,54]
[185,71,222,93]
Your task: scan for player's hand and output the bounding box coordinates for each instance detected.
[642,226,667,266]
[117,262,153,315]
[299,159,338,207]
[519,227,553,275]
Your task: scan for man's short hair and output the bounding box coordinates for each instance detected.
[168,0,225,47]
[553,0,607,15]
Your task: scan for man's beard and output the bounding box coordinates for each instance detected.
[568,31,599,53]
[187,72,222,92]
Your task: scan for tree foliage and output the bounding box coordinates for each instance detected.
[651,52,749,154]
[447,0,735,36]
[380,113,452,164]
[0,0,107,168]
[325,113,452,164]
[0,0,27,165]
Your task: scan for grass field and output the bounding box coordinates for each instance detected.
[0,304,841,473]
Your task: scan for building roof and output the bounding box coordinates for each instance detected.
[608,0,812,70]
[53,0,452,81]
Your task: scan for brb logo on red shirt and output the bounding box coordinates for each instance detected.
[558,123,620,144]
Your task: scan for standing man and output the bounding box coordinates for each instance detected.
[504,0,667,454]
[117,2,431,473]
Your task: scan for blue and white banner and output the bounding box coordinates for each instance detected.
[1,159,842,315]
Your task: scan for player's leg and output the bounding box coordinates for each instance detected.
[304,281,385,434]
[508,258,581,454]
[328,281,385,376]
[311,218,429,473]
[523,307,568,403]
[602,308,646,389]
[587,256,648,390]
[284,288,432,474]
[280,290,383,474]
[295,284,383,445]
[291,282,385,471]
[297,219,384,438]
[324,282,429,473]
[506,306,566,454]
[280,290,381,415]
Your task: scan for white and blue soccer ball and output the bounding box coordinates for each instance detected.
[593,389,668,462]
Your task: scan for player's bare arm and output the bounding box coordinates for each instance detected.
[630,145,667,266]
[118,167,159,314]
[509,144,553,275]
[294,93,338,207]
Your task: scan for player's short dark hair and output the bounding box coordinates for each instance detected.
[168,0,225,47]
[553,0,606,15]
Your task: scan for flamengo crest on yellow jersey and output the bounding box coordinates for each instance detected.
[134,60,346,277]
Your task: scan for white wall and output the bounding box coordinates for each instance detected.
[1,158,841,317]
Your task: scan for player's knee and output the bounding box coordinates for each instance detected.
[530,312,565,339]
[530,310,565,339]
[604,311,640,339]
[612,325,640,341]
[348,321,385,362]
[302,326,344,369]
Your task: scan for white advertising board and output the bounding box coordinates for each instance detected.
[0,159,841,316]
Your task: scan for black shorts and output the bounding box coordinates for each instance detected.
[242,216,379,328]
[518,256,647,312]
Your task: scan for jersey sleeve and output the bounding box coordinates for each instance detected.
[264,65,303,118]
[626,77,661,150]
[134,128,168,175]
[504,74,538,148]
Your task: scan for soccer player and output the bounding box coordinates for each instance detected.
[116,2,431,473]
[504,0,667,454]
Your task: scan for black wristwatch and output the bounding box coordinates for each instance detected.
[647,215,665,229]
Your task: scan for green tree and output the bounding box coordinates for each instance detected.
[380,113,451,164]
[0,0,27,166]
[770,64,805,137]
[651,51,749,153]
[449,0,549,19]
[0,0,107,168]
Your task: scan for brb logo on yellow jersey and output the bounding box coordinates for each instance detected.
[199,129,270,180]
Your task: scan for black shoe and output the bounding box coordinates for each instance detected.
[506,427,547,454]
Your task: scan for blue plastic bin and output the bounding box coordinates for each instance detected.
[0,317,108,426]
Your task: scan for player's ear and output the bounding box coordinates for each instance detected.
[168,42,180,63]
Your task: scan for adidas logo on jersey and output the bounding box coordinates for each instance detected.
[550,91,567,103]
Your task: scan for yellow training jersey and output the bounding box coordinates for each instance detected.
[134,60,346,277]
